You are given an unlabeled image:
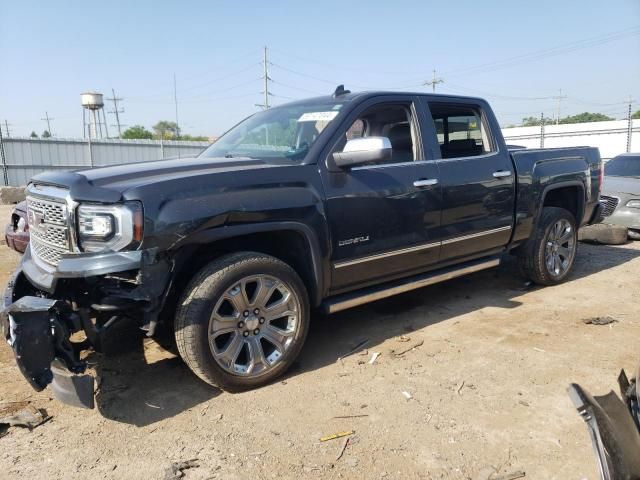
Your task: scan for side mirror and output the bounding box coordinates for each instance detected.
[332,137,392,169]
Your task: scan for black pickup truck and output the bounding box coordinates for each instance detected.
[2,88,604,408]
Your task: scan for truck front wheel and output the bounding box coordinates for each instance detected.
[518,207,578,285]
[175,252,309,391]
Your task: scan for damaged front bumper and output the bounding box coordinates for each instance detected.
[1,247,172,409]
[1,294,95,408]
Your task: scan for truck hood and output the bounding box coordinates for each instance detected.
[29,156,282,203]
[603,176,640,196]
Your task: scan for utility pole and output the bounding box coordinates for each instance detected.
[41,111,53,136]
[627,95,634,153]
[106,88,124,138]
[540,112,545,148]
[0,121,8,186]
[173,73,180,140]
[424,69,444,93]
[552,88,567,125]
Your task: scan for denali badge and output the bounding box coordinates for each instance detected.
[338,236,370,247]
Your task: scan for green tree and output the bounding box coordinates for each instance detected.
[559,112,614,124]
[30,131,38,138]
[522,116,554,127]
[122,125,153,139]
[153,121,179,140]
[180,134,209,141]
[632,110,640,119]
[42,130,51,138]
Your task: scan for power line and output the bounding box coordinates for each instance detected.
[106,88,124,138]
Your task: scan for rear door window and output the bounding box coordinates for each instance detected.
[428,104,495,159]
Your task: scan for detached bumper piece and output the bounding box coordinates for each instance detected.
[3,296,95,409]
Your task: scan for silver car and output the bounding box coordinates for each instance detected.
[601,153,640,240]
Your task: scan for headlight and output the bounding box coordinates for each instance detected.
[626,200,640,209]
[77,202,143,252]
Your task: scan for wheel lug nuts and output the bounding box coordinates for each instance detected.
[243,331,249,337]
[238,321,244,328]
[253,329,260,335]
[243,310,249,317]
[259,317,265,324]
[253,308,260,315]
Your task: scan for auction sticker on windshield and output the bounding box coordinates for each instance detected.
[298,111,339,122]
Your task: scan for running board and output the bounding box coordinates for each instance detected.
[323,257,501,314]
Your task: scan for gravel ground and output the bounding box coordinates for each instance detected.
[0,240,639,479]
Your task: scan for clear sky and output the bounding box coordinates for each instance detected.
[1,0,639,138]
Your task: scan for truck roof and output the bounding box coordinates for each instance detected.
[281,90,486,108]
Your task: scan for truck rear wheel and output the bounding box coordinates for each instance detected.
[175,252,309,391]
[518,207,578,286]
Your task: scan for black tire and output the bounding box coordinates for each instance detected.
[175,252,309,392]
[518,207,578,286]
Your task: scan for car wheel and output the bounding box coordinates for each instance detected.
[175,252,309,391]
[518,207,578,286]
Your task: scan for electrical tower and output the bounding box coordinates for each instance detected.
[106,88,125,138]
[3,120,10,138]
[552,89,567,125]
[256,46,272,109]
[424,69,444,93]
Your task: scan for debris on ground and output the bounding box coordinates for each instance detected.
[338,339,369,361]
[164,459,199,480]
[335,436,351,461]
[491,470,526,480]
[332,414,369,419]
[402,391,413,400]
[320,430,354,442]
[0,403,50,430]
[392,339,424,357]
[396,335,411,343]
[368,352,380,364]
[582,316,618,325]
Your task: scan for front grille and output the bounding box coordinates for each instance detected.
[26,194,70,266]
[600,195,620,217]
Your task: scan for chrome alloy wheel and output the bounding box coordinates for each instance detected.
[544,218,576,277]
[208,275,300,376]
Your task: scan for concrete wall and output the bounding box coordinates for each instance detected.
[0,137,209,186]
[502,119,639,160]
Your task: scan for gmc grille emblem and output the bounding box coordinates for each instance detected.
[27,208,45,227]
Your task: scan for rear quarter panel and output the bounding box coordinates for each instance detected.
[510,146,601,244]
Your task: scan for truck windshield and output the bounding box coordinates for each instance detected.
[200,102,345,162]
[605,155,640,178]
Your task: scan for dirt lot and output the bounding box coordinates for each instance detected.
[0,239,639,480]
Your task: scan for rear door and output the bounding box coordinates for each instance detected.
[421,99,515,261]
[320,95,442,292]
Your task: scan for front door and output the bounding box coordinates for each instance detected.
[320,97,442,293]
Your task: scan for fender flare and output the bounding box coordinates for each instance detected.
[172,221,326,306]
[534,180,586,231]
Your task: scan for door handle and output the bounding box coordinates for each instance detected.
[413,179,439,188]
[493,170,512,178]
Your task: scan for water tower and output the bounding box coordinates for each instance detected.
[81,91,109,139]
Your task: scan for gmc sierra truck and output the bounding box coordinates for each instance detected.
[2,87,604,408]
